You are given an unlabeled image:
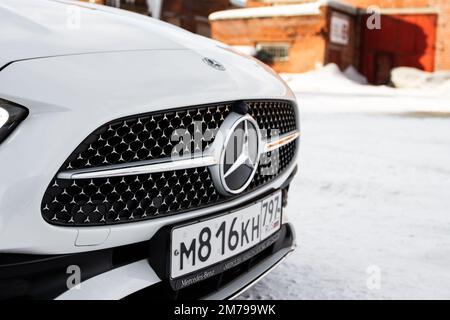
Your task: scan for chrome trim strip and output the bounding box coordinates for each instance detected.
[227,248,295,300]
[57,156,217,180]
[204,245,296,300]
[262,130,300,153]
[57,129,300,180]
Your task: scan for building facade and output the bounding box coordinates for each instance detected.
[82,0,237,36]
[84,0,449,84]
[210,2,358,74]
[210,0,448,84]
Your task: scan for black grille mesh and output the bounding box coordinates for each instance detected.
[63,104,232,171]
[42,100,297,226]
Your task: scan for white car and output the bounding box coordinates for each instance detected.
[0,0,299,300]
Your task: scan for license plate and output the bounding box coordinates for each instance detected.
[170,191,282,279]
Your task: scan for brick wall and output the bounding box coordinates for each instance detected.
[211,13,328,73]
[246,0,267,7]
[80,0,105,4]
[430,0,450,70]
[211,6,358,73]
[345,0,428,7]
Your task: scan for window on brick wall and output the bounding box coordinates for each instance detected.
[256,43,290,62]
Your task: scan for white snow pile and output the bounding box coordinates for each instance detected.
[281,64,367,91]
[280,64,450,97]
[210,0,356,20]
[210,1,322,20]
[391,67,450,90]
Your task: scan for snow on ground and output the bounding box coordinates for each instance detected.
[281,64,450,111]
[237,66,450,299]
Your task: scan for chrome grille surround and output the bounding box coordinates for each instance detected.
[41,100,298,226]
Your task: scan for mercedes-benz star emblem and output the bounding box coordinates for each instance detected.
[202,57,226,71]
[209,113,261,196]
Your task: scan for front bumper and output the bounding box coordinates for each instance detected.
[0,220,295,300]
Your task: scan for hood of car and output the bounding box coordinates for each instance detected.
[0,0,220,70]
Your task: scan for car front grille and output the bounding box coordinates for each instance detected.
[42,100,298,226]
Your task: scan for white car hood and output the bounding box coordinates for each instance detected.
[0,0,218,69]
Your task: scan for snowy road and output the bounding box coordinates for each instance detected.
[238,92,450,300]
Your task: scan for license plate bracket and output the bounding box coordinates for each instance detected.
[167,191,282,289]
[170,231,280,290]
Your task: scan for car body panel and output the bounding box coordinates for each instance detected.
[0,0,227,69]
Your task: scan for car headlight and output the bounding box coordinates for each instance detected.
[0,99,29,144]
